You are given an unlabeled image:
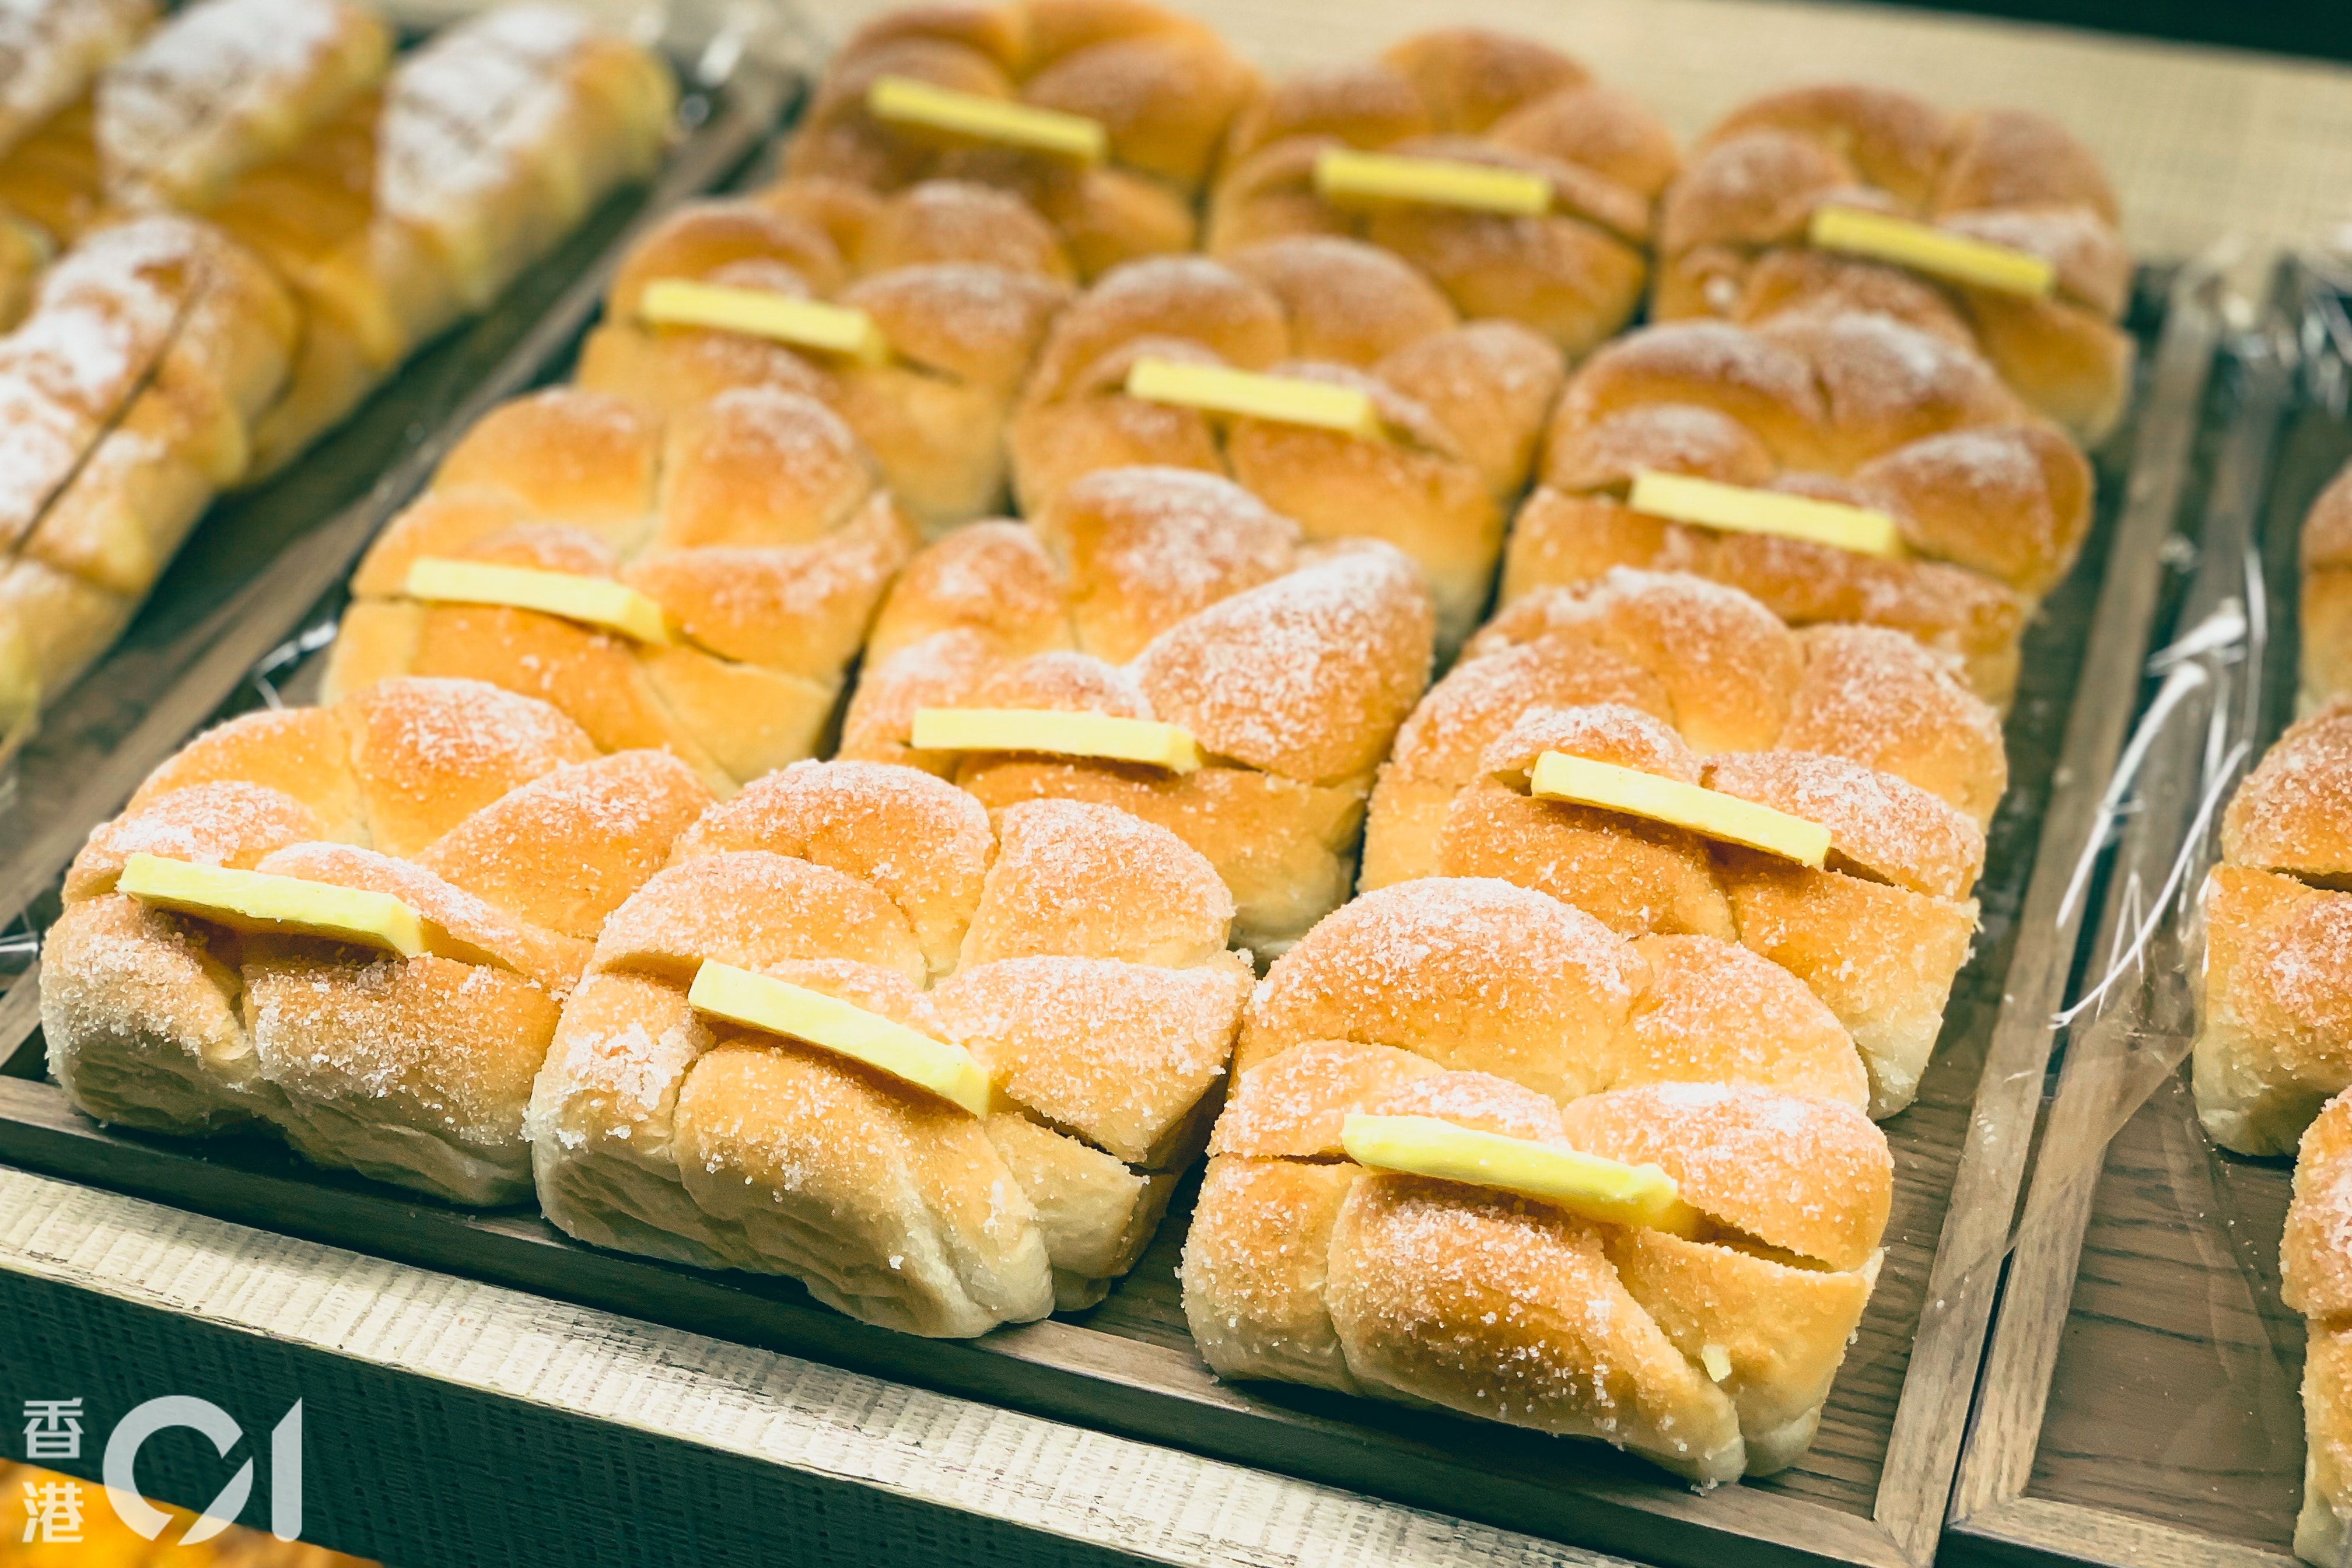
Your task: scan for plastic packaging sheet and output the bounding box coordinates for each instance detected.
[1961,253,2352,1563]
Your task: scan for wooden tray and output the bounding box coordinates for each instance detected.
[1948,257,2351,1568]
[0,256,2222,1568]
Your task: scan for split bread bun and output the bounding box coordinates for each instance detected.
[326,383,918,791]
[40,676,713,1203]
[786,0,1258,281]
[1364,570,1992,1117]
[1208,27,1675,358]
[528,761,1252,1334]
[2192,698,2352,1156]
[575,174,1075,531]
[1011,239,1564,650]
[0,0,153,328]
[1656,85,2132,443]
[2302,461,2352,712]
[1500,311,2096,706]
[839,466,1437,955]
[1180,875,1891,1480]
[2284,1091,2352,1566]
[0,213,300,747]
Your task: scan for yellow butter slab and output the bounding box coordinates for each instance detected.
[639,278,888,366]
[689,960,996,1117]
[119,853,431,957]
[1125,357,1384,442]
[1314,147,1552,216]
[867,74,1105,164]
[405,558,674,646]
[1808,205,2055,298]
[911,706,1203,773]
[1340,1112,1703,1234]
[1528,751,1832,867]
[1628,470,1903,558]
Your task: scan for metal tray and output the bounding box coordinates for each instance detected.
[1948,255,2351,1568]
[0,253,2221,1566]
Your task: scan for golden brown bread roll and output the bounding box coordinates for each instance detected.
[1182,875,1889,1479]
[1656,85,2132,442]
[786,0,1257,280]
[327,383,917,792]
[2193,699,2352,1156]
[0,0,151,324]
[839,466,1436,954]
[2286,1091,2352,1566]
[528,761,1250,1332]
[41,676,713,1203]
[1012,240,1564,650]
[1500,312,2095,706]
[1208,28,1674,359]
[575,175,1074,531]
[2302,461,2352,713]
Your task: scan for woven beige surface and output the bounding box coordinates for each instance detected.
[804,0,2352,267]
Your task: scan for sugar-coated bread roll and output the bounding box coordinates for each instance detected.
[576,176,1074,531]
[2286,1091,2352,1566]
[528,762,1250,1332]
[1502,312,2095,706]
[1012,241,1563,651]
[787,0,1258,280]
[41,677,713,1203]
[327,383,918,792]
[2302,462,2352,713]
[2193,699,2352,1156]
[1209,28,1675,358]
[0,0,151,321]
[1182,876,1890,1480]
[1657,85,2132,442]
[839,466,1436,954]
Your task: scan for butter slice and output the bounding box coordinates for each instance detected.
[405,558,673,646]
[689,960,996,1116]
[1528,751,1832,867]
[1314,147,1552,216]
[1628,470,1903,558]
[120,853,437,958]
[639,278,888,366]
[911,706,1203,773]
[867,74,1106,164]
[1340,1112,1703,1234]
[1809,205,2056,298]
[1125,357,1384,442]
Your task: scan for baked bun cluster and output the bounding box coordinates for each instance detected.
[1657,85,2133,442]
[841,466,1437,954]
[1181,875,1892,1480]
[529,761,1252,1335]
[1011,239,1562,649]
[328,383,916,791]
[41,676,713,1203]
[2192,699,2352,1156]
[2301,461,2352,711]
[577,174,1076,530]
[1501,309,2095,705]
[1367,568,1998,1116]
[786,0,1258,280]
[1208,28,1675,358]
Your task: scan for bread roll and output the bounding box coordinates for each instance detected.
[839,466,1436,954]
[1182,876,1889,1479]
[327,383,918,792]
[576,176,1074,531]
[786,0,1258,280]
[1656,85,2132,442]
[1209,29,1674,358]
[41,676,713,1203]
[1012,240,1564,650]
[2302,461,2352,712]
[528,763,1250,1331]
[1500,312,2095,706]
[0,0,150,324]
[2285,1092,2352,1566]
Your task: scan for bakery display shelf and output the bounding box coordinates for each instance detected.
[1947,255,2344,1568]
[0,253,2211,1568]
[0,42,796,942]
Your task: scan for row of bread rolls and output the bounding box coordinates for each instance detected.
[792,2,2130,432]
[0,0,676,747]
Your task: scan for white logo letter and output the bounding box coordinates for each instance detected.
[102,1397,251,1544]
